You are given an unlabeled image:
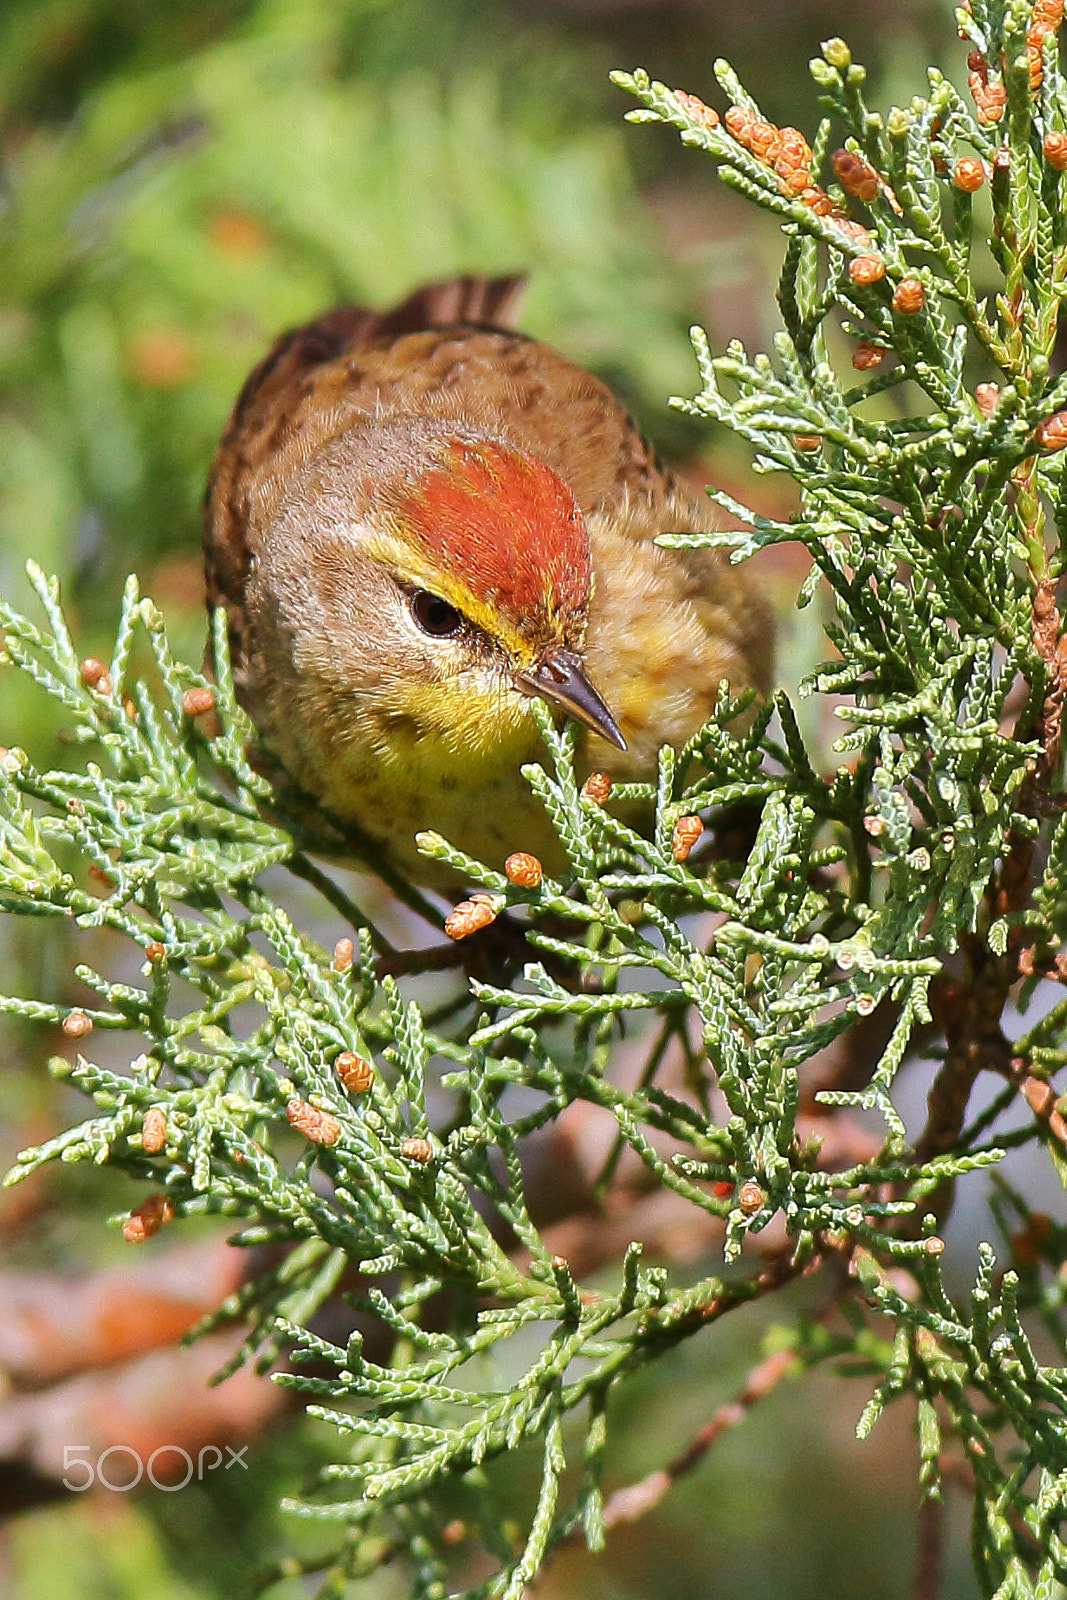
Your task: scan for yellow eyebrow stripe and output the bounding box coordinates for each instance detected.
[361,526,536,662]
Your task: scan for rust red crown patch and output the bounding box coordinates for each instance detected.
[398,438,590,626]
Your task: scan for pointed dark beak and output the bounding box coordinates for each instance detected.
[514,648,627,750]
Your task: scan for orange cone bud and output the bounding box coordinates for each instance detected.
[401,1136,433,1164]
[831,148,880,201]
[122,1194,174,1243]
[848,254,886,285]
[671,815,704,861]
[852,342,887,370]
[141,1108,167,1154]
[79,658,111,694]
[952,157,986,192]
[182,687,215,717]
[580,771,613,804]
[286,1099,341,1145]
[673,89,719,129]
[1037,410,1067,451]
[335,1051,375,1093]
[445,899,496,939]
[892,278,925,314]
[1043,130,1067,170]
[504,851,543,887]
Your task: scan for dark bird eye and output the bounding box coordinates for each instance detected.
[410,590,463,637]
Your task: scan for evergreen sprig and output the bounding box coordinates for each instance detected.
[2,5,1067,1595]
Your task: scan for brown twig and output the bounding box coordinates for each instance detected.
[373,912,586,985]
[373,940,473,978]
[599,1346,797,1530]
[914,566,1067,1178]
[1032,578,1067,779]
[799,995,929,1115]
[537,1244,835,1573]
[917,952,1015,1167]
[915,827,1035,1173]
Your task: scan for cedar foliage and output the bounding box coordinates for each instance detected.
[3,2,1067,1595]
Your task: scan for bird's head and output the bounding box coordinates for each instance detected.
[253,417,623,767]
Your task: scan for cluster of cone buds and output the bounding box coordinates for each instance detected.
[966,50,1007,123]
[722,106,870,245]
[845,254,925,316]
[445,893,496,939]
[672,89,719,130]
[1028,0,1063,90]
[429,854,548,935]
[831,147,880,203]
[964,1,1061,117]
[725,107,814,193]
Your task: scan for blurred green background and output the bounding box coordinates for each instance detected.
[0,2,980,1597]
